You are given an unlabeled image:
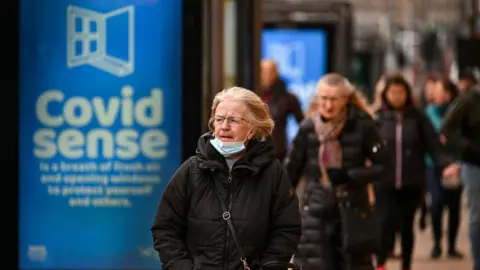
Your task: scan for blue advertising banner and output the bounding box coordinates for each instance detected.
[262,29,328,142]
[19,0,182,269]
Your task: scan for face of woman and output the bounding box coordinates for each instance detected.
[385,83,408,109]
[212,100,254,143]
[424,80,436,103]
[458,78,474,93]
[432,82,452,105]
[317,85,349,120]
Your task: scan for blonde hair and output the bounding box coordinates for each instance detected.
[306,98,318,117]
[369,75,386,113]
[315,73,374,118]
[317,73,377,205]
[209,86,274,140]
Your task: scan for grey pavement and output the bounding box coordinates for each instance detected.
[386,205,472,270]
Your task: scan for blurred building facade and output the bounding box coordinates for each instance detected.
[350,0,478,98]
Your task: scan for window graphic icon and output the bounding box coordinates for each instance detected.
[67,5,135,77]
[265,42,305,81]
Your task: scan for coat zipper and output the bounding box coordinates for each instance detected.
[395,113,403,188]
[222,172,233,270]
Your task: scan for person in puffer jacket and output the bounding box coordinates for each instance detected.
[374,74,456,270]
[284,73,390,270]
[151,86,302,270]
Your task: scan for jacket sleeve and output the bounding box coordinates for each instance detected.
[347,117,391,185]
[418,111,454,168]
[441,94,480,166]
[151,159,193,270]
[260,162,302,266]
[283,119,310,187]
[289,94,305,124]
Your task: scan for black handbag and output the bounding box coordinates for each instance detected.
[336,189,380,254]
[209,181,302,270]
[319,164,380,254]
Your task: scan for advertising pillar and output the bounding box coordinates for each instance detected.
[19,0,182,269]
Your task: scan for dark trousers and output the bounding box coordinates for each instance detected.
[331,218,374,270]
[375,185,423,269]
[387,190,428,255]
[462,163,480,268]
[419,193,429,227]
[426,167,463,250]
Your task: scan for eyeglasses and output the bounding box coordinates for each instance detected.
[317,95,346,103]
[212,115,249,125]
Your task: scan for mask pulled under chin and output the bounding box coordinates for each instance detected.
[210,138,246,158]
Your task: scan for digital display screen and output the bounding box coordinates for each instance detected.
[262,28,328,143]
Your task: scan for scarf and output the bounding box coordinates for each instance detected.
[431,102,450,116]
[312,111,376,205]
[313,114,346,187]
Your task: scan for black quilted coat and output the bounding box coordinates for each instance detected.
[284,105,391,270]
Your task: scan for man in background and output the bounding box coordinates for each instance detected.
[442,84,480,270]
[261,59,304,162]
[458,68,478,94]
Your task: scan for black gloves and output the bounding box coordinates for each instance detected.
[327,166,384,187]
[326,168,350,186]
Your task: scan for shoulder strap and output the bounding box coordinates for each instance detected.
[209,181,302,270]
[209,181,250,270]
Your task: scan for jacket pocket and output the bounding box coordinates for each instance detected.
[193,255,206,270]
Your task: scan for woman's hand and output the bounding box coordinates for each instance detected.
[365,159,372,168]
[442,163,460,178]
[439,134,447,145]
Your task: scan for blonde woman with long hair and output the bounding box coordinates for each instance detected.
[284,73,390,270]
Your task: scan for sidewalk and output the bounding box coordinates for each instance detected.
[386,206,473,270]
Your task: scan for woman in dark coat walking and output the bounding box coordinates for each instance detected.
[284,73,391,270]
[374,74,455,270]
[151,86,302,270]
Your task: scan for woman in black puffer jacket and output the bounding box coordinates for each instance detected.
[373,74,455,270]
[151,87,301,270]
[284,73,391,270]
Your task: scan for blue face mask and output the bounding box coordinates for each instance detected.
[210,132,251,158]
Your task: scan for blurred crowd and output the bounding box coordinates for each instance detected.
[151,60,480,270]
